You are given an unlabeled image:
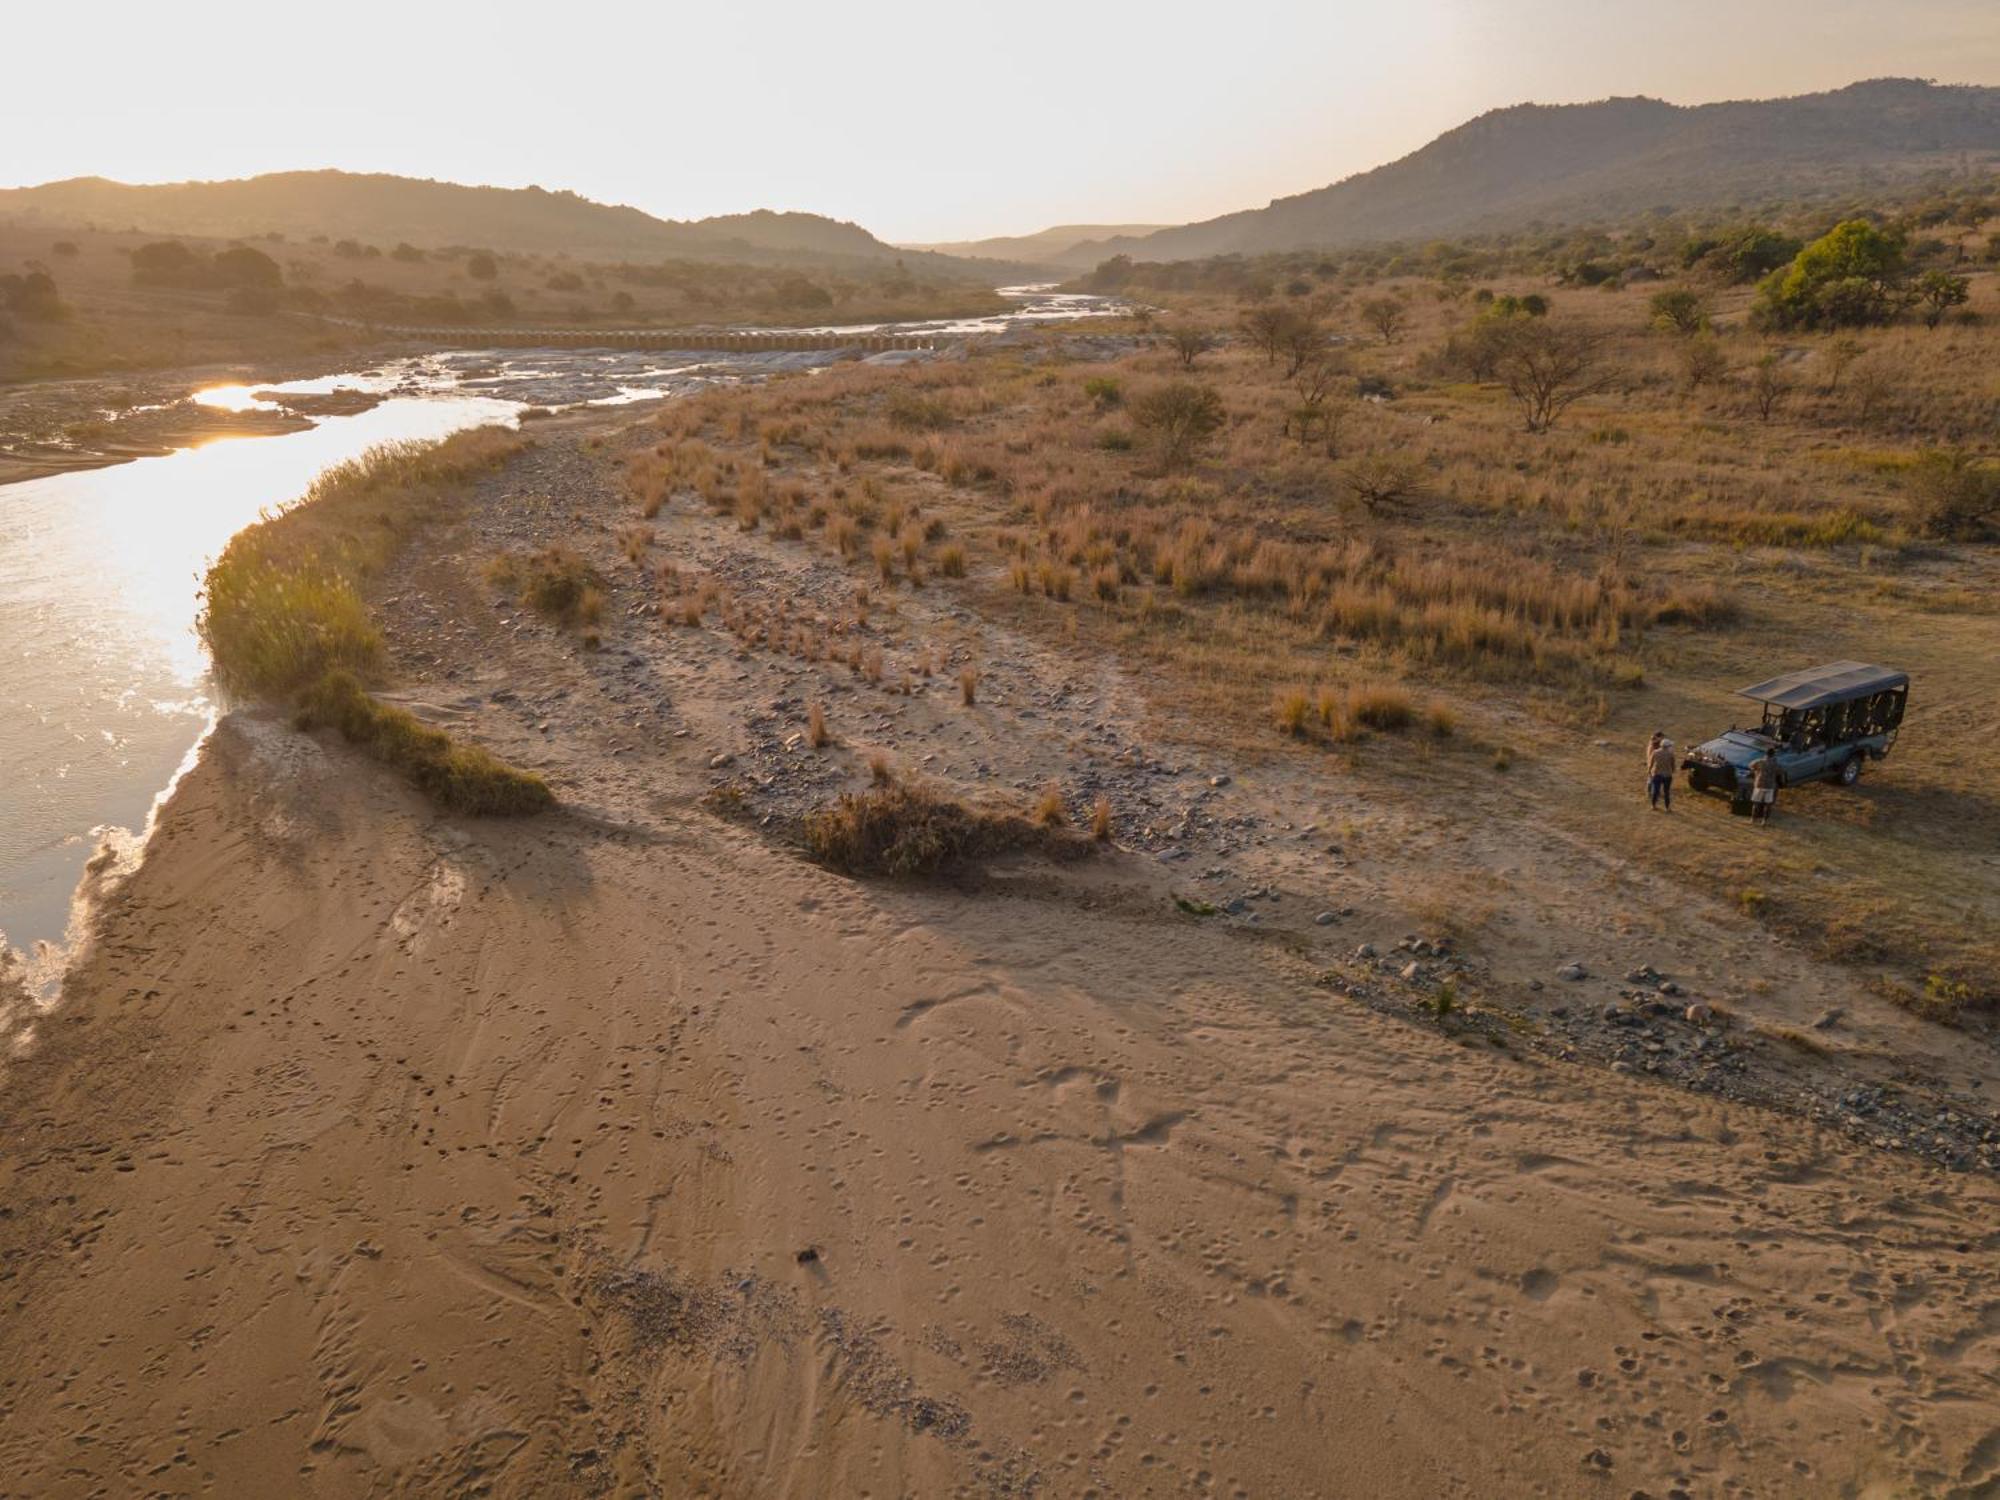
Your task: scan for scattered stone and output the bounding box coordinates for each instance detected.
[1400,961,1423,982]
[1558,962,1589,982]
[1812,1008,1844,1031]
[1657,980,1681,997]
[709,752,734,769]
[1354,944,1377,960]
[1315,911,1339,926]
[1684,1003,1715,1026]
[1209,773,1231,788]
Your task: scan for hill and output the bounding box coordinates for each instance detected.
[0,170,936,268]
[1069,79,2000,264]
[904,224,1171,265]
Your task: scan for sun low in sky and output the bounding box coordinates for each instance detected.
[5,0,1996,242]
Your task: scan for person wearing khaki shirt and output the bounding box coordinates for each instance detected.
[1646,733,1677,811]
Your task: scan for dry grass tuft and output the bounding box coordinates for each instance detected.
[1032,782,1069,828]
[1091,795,1114,841]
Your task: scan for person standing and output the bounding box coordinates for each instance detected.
[1646,732,1677,811]
[1749,748,1779,825]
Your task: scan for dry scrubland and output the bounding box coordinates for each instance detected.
[0,220,1004,381]
[609,252,1999,1013]
[13,222,2000,1499]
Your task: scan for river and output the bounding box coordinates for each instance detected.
[0,288,1122,986]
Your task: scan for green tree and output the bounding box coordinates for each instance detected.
[1755,220,1906,330]
[1649,285,1709,335]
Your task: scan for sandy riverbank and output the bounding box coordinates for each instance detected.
[4,421,1999,1498]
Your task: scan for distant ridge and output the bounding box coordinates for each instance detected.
[1064,79,2000,265]
[0,170,939,269]
[903,224,1172,265]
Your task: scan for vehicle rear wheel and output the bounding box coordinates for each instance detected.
[1838,753,1863,787]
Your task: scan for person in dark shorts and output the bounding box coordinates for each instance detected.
[1646,732,1676,811]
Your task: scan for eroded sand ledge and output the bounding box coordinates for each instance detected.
[3,703,1999,1497]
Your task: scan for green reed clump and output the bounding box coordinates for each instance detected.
[199,427,552,814]
[294,671,553,815]
[200,427,523,696]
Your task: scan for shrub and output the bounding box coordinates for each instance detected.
[1649,286,1709,335]
[807,701,831,749]
[1907,449,2000,539]
[1274,686,1313,736]
[1133,381,1226,468]
[1083,375,1122,410]
[1348,685,1414,731]
[488,544,601,625]
[803,781,1085,876]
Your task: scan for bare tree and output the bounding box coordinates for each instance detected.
[1162,324,1215,370]
[1240,305,1290,365]
[1359,296,1409,345]
[1490,320,1609,433]
[1750,353,1786,422]
[1681,332,1728,393]
[1340,454,1426,514]
[1275,310,1328,379]
[1845,356,1895,425]
[1286,350,1352,450]
[1819,336,1864,395]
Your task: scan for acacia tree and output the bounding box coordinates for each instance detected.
[1359,295,1408,345]
[1162,324,1215,370]
[1914,270,1970,328]
[1490,320,1608,433]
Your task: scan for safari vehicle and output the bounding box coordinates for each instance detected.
[1682,661,1908,798]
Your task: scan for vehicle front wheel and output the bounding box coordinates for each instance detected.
[1838,753,1863,787]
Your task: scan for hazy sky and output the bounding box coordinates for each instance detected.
[6,1,1996,242]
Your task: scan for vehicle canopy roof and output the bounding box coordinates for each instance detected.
[1736,660,1909,711]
